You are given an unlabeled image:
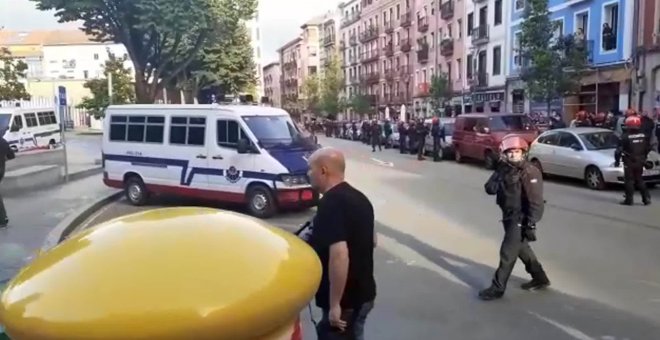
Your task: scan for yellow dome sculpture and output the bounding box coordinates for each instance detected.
[0,207,321,340]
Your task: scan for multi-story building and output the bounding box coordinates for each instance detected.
[506,0,635,117]
[632,0,660,111]
[320,10,341,73]
[246,9,264,99]
[262,62,281,107]
[462,0,508,114]
[411,0,468,117]
[339,0,362,119]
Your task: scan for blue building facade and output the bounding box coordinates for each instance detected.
[505,0,635,117]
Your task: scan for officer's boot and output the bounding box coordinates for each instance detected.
[620,197,633,206]
[521,271,551,291]
[478,286,504,301]
[642,193,651,206]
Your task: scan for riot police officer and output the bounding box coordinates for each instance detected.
[615,115,652,206]
[383,119,393,148]
[371,119,382,152]
[479,135,550,301]
[399,121,408,154]
[415,119,429,161]
[571,111,592,127]
[430,117,445,162]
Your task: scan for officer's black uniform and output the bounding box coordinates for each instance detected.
[351,123,358,140]
[615,129,651,205]
[383,121,393,148]
[480,160,549,300]
[415,122,428,160]
[399,122,407,154]
[430,122,445,162]
[371,122,382,152]
[407,122,416,154]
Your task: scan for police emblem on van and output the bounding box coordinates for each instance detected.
[225,166,241,183]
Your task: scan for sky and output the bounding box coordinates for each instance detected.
[0,0,342,64]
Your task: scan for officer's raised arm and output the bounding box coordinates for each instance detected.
[522,165,545,226]
[484,169,501,195]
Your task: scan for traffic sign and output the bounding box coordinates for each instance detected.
[58,86,67,106]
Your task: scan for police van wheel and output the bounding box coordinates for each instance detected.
[247,185,276,219]
[454,149,463,163]
[48,139,57,149]
[125,177,149,206]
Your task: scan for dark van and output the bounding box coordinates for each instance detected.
[453,113,539,168]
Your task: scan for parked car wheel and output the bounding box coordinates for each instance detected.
[246,185,277,219]
[124,176,149,206]
[484,150,497,170]
[584,166,606,190]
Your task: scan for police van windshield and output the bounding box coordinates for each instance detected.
[242,115,313,149]
[0,114,12,131]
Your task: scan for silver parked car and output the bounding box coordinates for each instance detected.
[528,127,660,190]
[424,118,455,159]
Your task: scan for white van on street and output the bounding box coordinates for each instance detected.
[102,104,320,218]
[0,107,61,152]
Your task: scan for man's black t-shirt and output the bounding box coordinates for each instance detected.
[309,182,376,309]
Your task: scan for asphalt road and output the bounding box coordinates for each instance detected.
[78,136,660,339]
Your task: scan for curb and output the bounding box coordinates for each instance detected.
[68,166,103,182]
[40,190,123,253]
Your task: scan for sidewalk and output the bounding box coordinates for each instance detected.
[0,175,118,286]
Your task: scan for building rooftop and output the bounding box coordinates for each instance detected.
[277,37,302,52]
[263,61,280,70]
[301,15,326,28]
[0,29,103,47]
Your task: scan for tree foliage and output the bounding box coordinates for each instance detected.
[301,73,321,113]
[349,94,370,116]
[0,46,30,101]
[429,72,450,116]
[519,0,589,111]
[31,0,257,103]
[77,52,135,118]
[169,22,256,103]
[319,53,344,120]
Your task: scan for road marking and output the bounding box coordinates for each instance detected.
[528,311,595,340]
[377,234,469,288]
[370,158,394,167]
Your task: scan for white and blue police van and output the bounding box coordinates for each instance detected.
[102,104,320,218]
[0,107,61,152]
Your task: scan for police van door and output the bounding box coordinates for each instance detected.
[6,114,30,151]
[207,117,256,200]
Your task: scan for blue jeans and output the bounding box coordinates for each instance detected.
[316,301,374,340]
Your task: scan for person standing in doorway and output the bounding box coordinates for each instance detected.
[306,147,377,340]
[0,129,16,228]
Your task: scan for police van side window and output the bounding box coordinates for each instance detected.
[217,120,247,148]
[37,111,57,125]
[110,115,165,143]
[24,113,38,127]
[169,116,205,146]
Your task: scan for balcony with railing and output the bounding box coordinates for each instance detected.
[391,92,408,104]
[384,21,395,34]
[349,74,360,85]
[472,25,489,45]
[417,17,429,33]
[360,72,381,85]
[283,59,297,70]
[341,13,361,28]
[360,26,380,43]
[440,1,454,20]
[361,50,380,63]
[284,78,299,88]
[349,34,358,46]
[568,38,595,64]
[323,34,335,46]
[340,40,346,50]
[384,68,396,80]
[401,12,412,27]
[417,43,429,63]
[440,38,454,56]
[364,94,378,106]
[473,0,487,3]
[469,71,488,89]
[384,43,394,57]
[397,65,412,78]
[400,38,412,52]
[349,54,359,66]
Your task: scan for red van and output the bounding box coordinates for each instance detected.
[452,113,539,169]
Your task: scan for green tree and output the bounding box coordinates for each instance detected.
[519,0,589,113]
[77,52,135,118]
[0,46,30,101]
[32,0,256,103]
[349,93,371,117]
[172,23,256,103]
[301,73,321,113]
[429,72,451,116]
[319,53,345,120]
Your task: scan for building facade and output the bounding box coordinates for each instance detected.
[339,0,363,119]
[246,8,264,99]
[320,11,341,73]
[278,37,303,113]
[262,62,281,107]
[632,0,660,112]
[507,0,635,118]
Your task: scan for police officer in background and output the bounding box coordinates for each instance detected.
[370,119,382,152]
[430,117,445,162]
[479,135,550,301]
[615,115,652,206]
[398,121,407,154]
[415,119,428,161]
